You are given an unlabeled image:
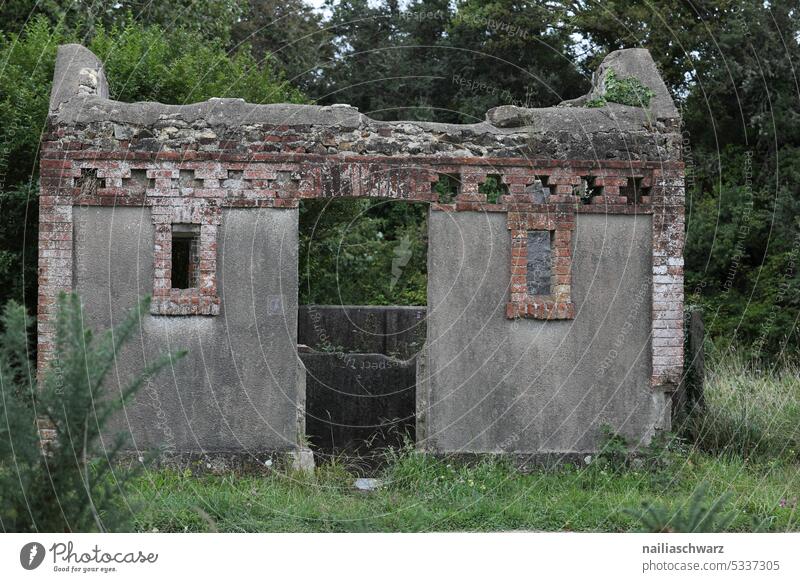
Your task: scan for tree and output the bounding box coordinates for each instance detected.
[318,0,588,121]
[0,0,245,44]
[0,18,68,316]
[231,0,334,93]
[442,0,588,121]
[318,0,407,116]
[565,0,800,357]
[89,21,305,105]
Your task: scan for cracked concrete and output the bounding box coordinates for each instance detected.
[48,44,681,162]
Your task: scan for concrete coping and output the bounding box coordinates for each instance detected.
[49,45,679,137]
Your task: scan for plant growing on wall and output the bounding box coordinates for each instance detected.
[586,69,655,108]
[0,293,182,532]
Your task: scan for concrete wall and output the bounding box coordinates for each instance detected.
[298,305,426,357]
[72,205,663,457]
[422,211,666,454]
[73,206,300,453]
[301,352,416,452]
[41,45,683,459]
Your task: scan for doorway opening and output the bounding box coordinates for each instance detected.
[297,197,428,464]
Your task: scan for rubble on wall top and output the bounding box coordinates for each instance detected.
[49,44,679,136]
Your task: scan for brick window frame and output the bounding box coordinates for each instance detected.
[150,204,221,316]
[506,209,575,320]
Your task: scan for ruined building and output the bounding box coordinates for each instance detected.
[39,44,684,466]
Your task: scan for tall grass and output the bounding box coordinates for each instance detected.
[125,350,800,532]
[687,349,800,459]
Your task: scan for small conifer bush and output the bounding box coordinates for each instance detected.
[0,293,182,532]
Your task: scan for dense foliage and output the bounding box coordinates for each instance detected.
[0,294,179,532]
[570,0,800,358]
[0,15,303,317]
[0,0,798,356]
[300,199,428,306]
[318,0,589,121]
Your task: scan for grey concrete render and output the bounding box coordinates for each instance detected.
[73,206,299,453]
[48,43,108,113]
[422,211,662,453]
[74,207,662,456]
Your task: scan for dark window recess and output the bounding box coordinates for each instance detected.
[526,230,552,296]
[171,225,200,289]
[620,177,644,203]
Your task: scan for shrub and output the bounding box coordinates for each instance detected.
[89,21,305,105]
[603,69,655,107]
[0,293,182,532]
[585,97,607,108]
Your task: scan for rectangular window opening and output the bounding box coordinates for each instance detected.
[76,168,104,197]
[171,224,200,289]
[620,176,644,204]
[526,230,552,296]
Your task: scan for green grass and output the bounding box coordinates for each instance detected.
[128,449,800,532]
[127,354,800,533]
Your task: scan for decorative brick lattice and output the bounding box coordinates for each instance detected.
[38,131,683,390]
